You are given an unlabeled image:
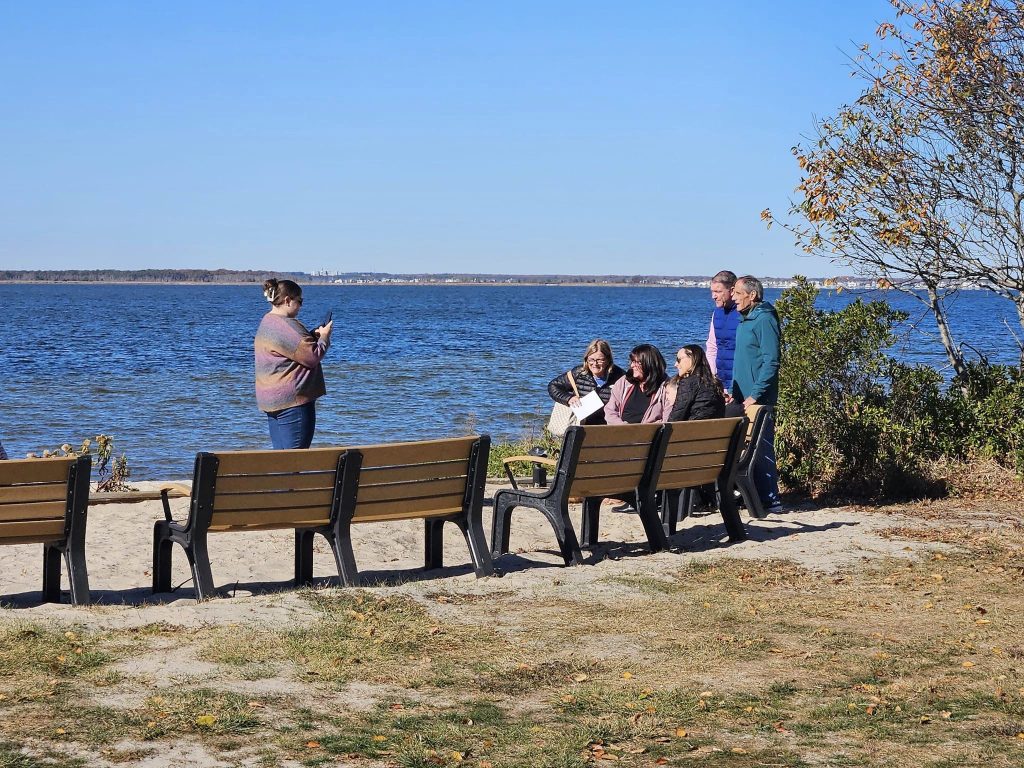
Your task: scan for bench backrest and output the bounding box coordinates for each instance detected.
[200,448,350,532]
[0,457,91,545]
[738,405,771,471]
[564,423,662,498]
[348,436,487,523]
[656,417,745,492]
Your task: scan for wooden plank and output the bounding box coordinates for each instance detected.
[0,519,65,541]
[663,436,735,457]
[660,450,728,473]
[577,424,660,448]
[0,501,66,523]
[355,476,468,504]
[656,467,721,490]
[353,506,461,523]
[665,418,742,441]
[501,455,558,468]
[571,477,639,497]
[214,472,334,494]
[359,459,469,485]
[0,458,75,486]
[0,483,66,504]
[214,448,346,475]
[573,459,647,482]
[209,508,331,529]
[91,484,191,505]
[209,520,328,533]
[355,437,476,469]
[353,495,465,521]
[577,444,654,463]
[213,488,335,512]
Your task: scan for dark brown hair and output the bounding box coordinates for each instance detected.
[673,344,721,391]
[710,270,737,289]
[626,343,667,394]
[262,278,302,307]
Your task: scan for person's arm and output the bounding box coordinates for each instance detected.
[667,380,692,422]
[268,318,330,369]
[603,380,626,424]
[706,313,718,375]
[745,312,781,404]
[548,369,577,405]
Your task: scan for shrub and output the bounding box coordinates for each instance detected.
[27,434,133,492]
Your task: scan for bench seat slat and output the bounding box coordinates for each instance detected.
[575,423,660,448]
[657,467,722,489]
[213,488,335,512]
[359,459,470,485]
[0,519,65,542]
[572,477,641,498]
[664,418,743,440]
[215,449,346,475]
[355,437,476,469]
[214,472,335,494]
[210,509,332,529]
[355,476,468,504]
[0,483,67,504]
[354,495,466,521]
[575,444,656,463]
[660,450,729,473]
[573,460,647,482]
[0,501,67,523]
[0,457,77,486]
[353,506,463,522]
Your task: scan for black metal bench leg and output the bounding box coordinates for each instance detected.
[152,520,174,593]
[425,518,445,571]
[636,493,668,553]
[330,521,360,587]
[186,532,216,601]
[542,501,583,566]
[455,516,494,577]
[490,493,516,557]
[580,497,602,547]
[718,484,747,542]
[64,544,91,606]
[294,529,316,586]
[42,545,62,603]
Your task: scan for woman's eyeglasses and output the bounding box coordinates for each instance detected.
[586,356,607,364]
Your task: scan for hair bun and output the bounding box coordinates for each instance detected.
[263,287,276,302]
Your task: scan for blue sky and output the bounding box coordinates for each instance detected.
[1,1,895,276]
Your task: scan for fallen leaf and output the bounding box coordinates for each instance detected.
[195,715,217,727]
[305,741,321,749]
[622,671,633,680]
[574,673,589,682]
[962,661,975,668]
[675,727,687,738]
[372,735,387,742]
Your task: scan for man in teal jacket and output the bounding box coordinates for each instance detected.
[728,276,781,510]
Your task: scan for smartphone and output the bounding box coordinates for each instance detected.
[313,310,332,338]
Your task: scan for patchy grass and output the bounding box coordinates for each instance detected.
[1,500,1024,766]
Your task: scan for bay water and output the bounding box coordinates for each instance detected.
[3,283,1018,479]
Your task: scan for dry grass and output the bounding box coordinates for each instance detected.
[1,500,1023,767]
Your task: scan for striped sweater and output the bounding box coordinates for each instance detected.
[254,313,330,413]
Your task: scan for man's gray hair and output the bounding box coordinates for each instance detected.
[710,270,737,289]
[736,275,764,302]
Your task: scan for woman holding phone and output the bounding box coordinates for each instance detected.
[254,278,333,449]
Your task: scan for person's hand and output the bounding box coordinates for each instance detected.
[723,390,733,404]
[568,396,582,407]
[315,319,334,342]
[743,396,756,407]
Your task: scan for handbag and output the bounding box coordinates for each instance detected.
[546,369,581,437]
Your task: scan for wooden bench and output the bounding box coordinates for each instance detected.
[153,436,491,600]
[307,435,492,587]
[491,423,668,566]
[0,456,92,605]
[656,417,747,540]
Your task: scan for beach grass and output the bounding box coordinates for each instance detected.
[1,500,1023,766]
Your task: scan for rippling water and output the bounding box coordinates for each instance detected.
[3,283,1018,479]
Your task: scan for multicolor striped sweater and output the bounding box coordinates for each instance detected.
[254,313,330,413]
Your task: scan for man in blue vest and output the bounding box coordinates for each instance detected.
[706,270,740,400]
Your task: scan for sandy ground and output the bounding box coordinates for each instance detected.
[0,480,942,628]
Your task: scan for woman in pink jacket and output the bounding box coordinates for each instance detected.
[603,344,671,424]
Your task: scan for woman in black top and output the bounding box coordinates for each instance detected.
[547,339,626,426]
[667,344,726,421]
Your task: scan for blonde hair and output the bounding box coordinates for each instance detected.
[582,339,613,369]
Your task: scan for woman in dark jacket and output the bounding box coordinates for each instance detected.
[667,344,725,422]
[548,339,626,426]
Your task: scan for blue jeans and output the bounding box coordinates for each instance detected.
[754,412,781,507]
[267,402,316,449]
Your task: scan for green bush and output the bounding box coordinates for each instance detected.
[775,277,1024,499]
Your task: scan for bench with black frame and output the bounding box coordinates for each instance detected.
[153,436,492,600]
[658,416,748,540]
[0,456,92,605]
[734,405,773,520]
[491,423,668,566]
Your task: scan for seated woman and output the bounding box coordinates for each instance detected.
[666,344,726,421]
[547,339,626,426]
[604,344,671,424]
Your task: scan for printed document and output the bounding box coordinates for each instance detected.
[571,390,604,421]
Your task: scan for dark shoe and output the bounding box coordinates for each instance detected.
[611,502,635,513]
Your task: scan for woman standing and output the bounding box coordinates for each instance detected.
[603,344,671,424]
[666,344,726,422]
[254,278,333,449]
[547,339,625,426]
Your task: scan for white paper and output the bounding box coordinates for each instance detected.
[571,389,604,421]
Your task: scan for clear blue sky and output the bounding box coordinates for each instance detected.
[1,1,895,276]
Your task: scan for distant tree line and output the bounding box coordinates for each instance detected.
[0,269,302,283]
